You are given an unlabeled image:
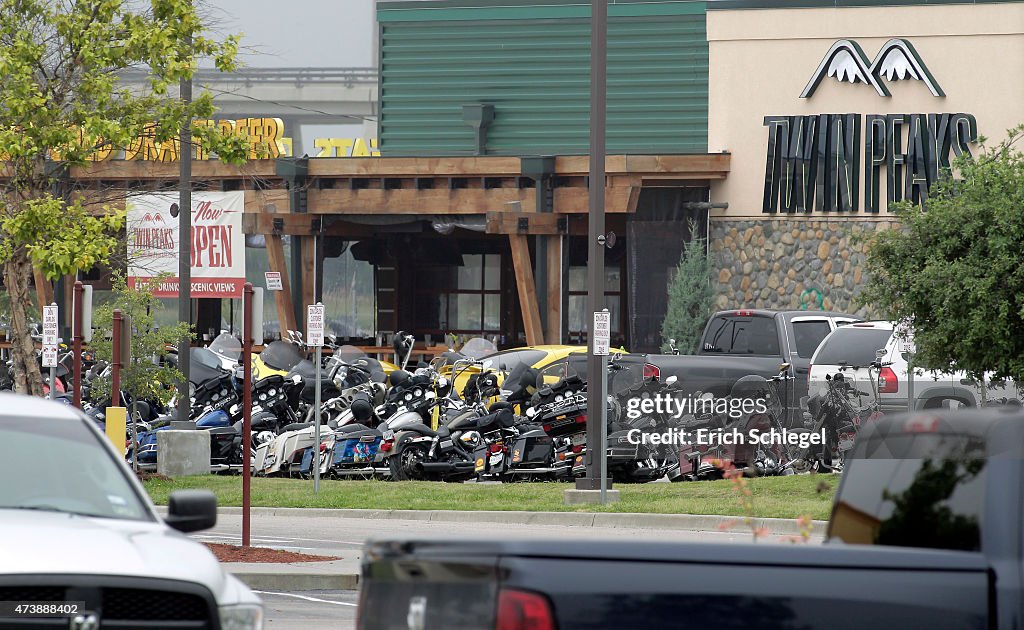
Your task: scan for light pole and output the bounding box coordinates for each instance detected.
[577,0,608,494]
[177,34,193,423]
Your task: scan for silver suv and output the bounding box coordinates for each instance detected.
[0,394,262,629]
[809,321,1020,412]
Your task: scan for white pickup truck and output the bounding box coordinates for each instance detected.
[0,395,263,630]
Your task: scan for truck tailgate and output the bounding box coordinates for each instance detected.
[360,539,991,630]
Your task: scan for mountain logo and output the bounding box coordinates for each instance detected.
[800,38,945,99]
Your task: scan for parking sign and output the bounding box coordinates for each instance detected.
[42,305,58,368]
[593,311,611,356]
[307,303,325,347]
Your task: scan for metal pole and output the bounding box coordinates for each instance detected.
[242,283,253,547]
[314,343,322,494]
[72,281,83,409]
[177,32,193,423]
[599,354,608,503]
[112,309,122,404]
[578,0,608,492]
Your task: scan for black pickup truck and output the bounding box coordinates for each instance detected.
[357,406,1023,629]
[650,309,859,425]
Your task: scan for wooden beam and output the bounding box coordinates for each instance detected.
[308,156,523,177]
[546,235,562,345]
[300,235,317,328]
[508,234,544,346]
[264,234,297,336]
[32,268,53,311]
[486,212,564,235]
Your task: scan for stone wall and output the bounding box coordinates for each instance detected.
[709,219,898,317]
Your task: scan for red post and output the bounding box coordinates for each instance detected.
[73,281,84,409]
[242,282,253,547]
[111,309,122,405]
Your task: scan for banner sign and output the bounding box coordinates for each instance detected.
[127,191,246,298]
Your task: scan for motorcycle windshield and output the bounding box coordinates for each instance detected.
[190,348,226,386]
[260,341,304,371]
[459,337,497,360]
[209,333,242,361]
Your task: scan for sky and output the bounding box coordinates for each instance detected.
[200,0,376,68]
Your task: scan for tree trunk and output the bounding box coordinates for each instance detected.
[3,251,45,396]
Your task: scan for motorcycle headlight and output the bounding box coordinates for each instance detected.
[219,603,263,630]
[188,382,196,398]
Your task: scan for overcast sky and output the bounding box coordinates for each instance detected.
[201,0,376,68]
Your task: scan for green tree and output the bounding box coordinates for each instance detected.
[661,231,713,354]
[0,0,248,395]
[859,125,1024,383]
[89,274,191,409]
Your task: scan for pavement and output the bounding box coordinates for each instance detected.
[159,506,827,592]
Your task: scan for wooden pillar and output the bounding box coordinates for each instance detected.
[545,235,562,345]
[300,235,317,329]
[32,267,53,311]
[509,233,544,346]
[265,234,298,336]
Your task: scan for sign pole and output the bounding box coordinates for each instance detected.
[72,281,83,409]
[112,309,122,404]
[308,303,325,494]
[242,283,253,547]
[42,303,58,400]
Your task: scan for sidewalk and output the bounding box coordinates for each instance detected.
[178,507,826,591]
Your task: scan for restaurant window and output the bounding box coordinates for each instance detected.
[414,254,501,335]
[568,266,621,343]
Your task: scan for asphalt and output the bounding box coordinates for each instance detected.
[158,506,827,591]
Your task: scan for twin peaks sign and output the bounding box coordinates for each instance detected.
[762,39,978,214]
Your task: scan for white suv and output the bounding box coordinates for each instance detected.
[0,394,263,630]
[809,321,1020,412]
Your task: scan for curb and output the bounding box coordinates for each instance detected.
[227,569,359,592]
[168,506,827,535]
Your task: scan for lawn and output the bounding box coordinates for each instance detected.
[144,474,837,521]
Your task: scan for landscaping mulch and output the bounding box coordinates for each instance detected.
[204,542,341,563]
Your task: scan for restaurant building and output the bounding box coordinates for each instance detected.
[24,0,1024,352]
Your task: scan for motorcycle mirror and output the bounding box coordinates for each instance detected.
[665,375,678,385]
[875,348,887,359]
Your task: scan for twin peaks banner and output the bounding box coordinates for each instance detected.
[127,191,245,299]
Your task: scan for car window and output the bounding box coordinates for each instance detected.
[0,416,148,521]
[814,328,893,366]
[702,316,780,356]
[830,433,986,551]
[792,319,832,358]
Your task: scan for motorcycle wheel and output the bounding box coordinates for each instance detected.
[389,444,428,481]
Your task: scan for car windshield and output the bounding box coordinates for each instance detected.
[0,413,149,521]
[815,328,893,366]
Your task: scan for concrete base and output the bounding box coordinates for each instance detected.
[564,489,621,505]
[157,430,211,477]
